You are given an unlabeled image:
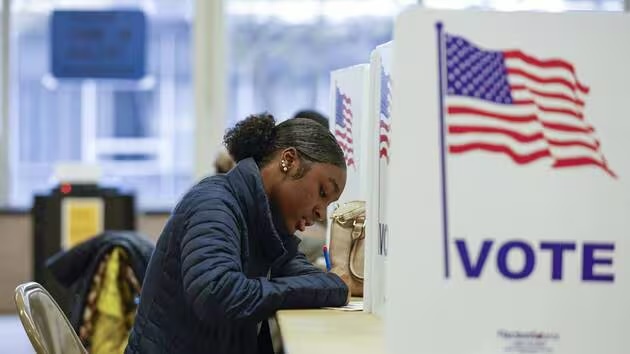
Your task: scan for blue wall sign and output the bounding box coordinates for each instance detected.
[51,10,147,79]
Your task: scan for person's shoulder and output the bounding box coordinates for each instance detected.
[174,174,236,215]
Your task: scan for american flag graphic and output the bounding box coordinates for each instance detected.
[443,33,615,178]
[335,86,356,169]
[380,67,392,163]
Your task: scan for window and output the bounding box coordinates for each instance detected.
[423,0,622,11]
[226,0,416,127]
[9,0,194,209]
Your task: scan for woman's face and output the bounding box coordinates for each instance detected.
[273,161,346,234]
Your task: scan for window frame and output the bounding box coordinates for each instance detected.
[0,0,221,211]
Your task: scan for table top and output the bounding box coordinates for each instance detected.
[276,308,385,354]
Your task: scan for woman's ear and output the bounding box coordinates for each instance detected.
[280,148,308,179]
[281,148,299,171]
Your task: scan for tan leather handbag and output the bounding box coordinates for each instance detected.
[329,201,365,297]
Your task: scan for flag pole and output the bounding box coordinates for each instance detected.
[436,22,450,279]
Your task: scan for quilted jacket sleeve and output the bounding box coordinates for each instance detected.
[271,252,349,309]
[273,251,320,276]
[180,198,348,325]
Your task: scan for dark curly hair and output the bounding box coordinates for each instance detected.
[223,113,346,170]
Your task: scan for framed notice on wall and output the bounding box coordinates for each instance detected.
[51,10,147,79]
[61,198,104,249]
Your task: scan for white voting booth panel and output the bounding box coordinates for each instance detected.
[329,64,371,204]
[365,42,393,316]
[387,9,630,354]
[328,64,369,266]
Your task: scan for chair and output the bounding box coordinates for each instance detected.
[14,282,87,354]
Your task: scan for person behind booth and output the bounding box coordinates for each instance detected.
[213,147,236,174]
[125,113,350,354]
[293,109,329,130]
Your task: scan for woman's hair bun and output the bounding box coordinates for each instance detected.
[223,113,276,163]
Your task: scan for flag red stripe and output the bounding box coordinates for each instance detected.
[541,121,594,134]
[346,158,355,166]
[553,157,616,178]
[503,50,589,93]
[506,68,589,95]
[512,99,535,105]
[337,122,352,133]
[449,125,544,143]
[511,85,585,107]
[380,134,390,146]
[335,130,353,144]
[504,50,575,73]
[450,143,552,164]
[448,106,537,123]
[512,100,584,119]
[336,140,354,153]
[379,147,389,162]
[450,125,601,152]
[449,105,594,134]
[546,138,600,151]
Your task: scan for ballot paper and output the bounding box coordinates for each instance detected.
[324,300,364,312]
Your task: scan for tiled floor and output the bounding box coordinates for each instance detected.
[0,315,34,354]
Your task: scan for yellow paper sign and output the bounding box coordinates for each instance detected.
[62,198,104,248]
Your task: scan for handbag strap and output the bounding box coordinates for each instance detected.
[348,216,365,281]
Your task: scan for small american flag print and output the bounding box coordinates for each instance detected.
[335,86,356,169]
[380,67,392,163]
[444,32,615,178]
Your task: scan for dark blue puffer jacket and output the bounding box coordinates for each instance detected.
[125,158,348,354]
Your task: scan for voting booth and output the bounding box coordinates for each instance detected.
[385,8,630,354]
[328,64,370,250]
[364,42,393,316]
[329,64,371,204]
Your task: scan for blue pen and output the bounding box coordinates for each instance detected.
[323,245,332,271]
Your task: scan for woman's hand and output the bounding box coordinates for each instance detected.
[330,267,352,305]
